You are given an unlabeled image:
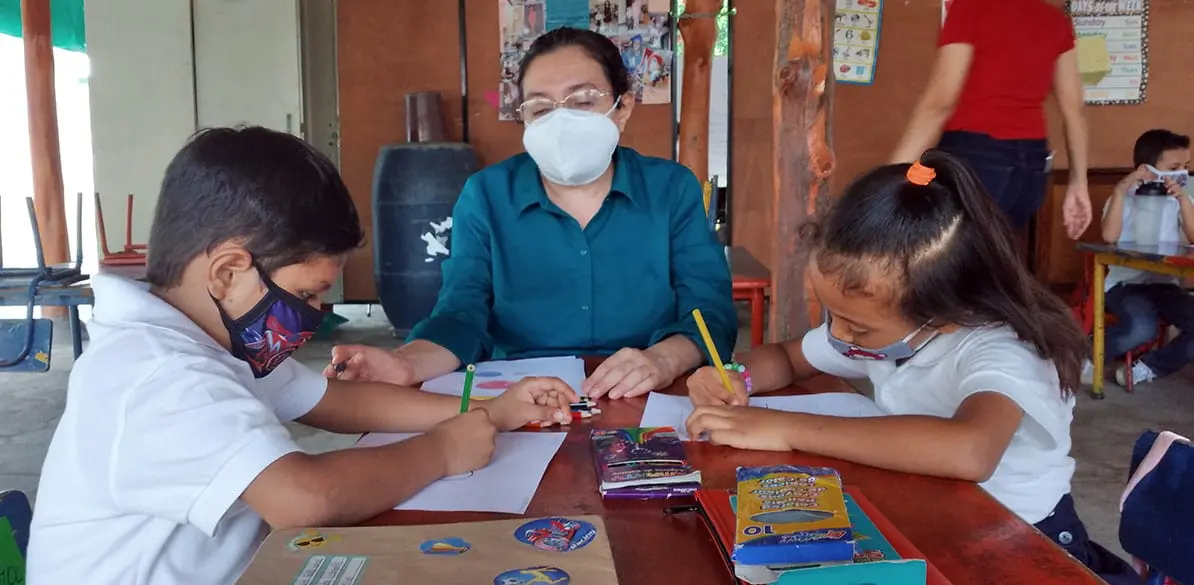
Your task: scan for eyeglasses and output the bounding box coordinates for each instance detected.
[517,89,615,123]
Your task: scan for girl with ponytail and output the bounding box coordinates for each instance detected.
[685,151,1136,583]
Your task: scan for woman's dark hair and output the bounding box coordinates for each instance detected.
[146,126,365,288]
[516,27,630,104]
[805,149,1088,396]
[1133,129,1190,167]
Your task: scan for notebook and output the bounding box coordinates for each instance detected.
[590,427,702,498]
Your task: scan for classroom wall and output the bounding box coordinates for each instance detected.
[85,0,306,264]
[86,0,195,249]
[335,0,1194,298]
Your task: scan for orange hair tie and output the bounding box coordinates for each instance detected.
[906,161,936,186]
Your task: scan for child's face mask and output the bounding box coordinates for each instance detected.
[824,314,938,361]
[213,263,324,378]
[1146,165,1189,188]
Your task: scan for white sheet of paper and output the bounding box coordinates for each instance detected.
[639,392,887,440]
[420,356,586,398]
[354,431,567,514]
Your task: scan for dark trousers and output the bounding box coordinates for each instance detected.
[1105,283,1194,377]
[937,130,1053,231]
[1035,494,1139,585]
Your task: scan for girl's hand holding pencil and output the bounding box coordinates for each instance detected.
[687,366,749,407]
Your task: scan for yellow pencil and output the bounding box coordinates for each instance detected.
[692,308,734,396]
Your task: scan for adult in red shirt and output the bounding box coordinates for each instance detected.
[891,0,1092,240]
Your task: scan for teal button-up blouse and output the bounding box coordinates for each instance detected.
[408,147,737,364]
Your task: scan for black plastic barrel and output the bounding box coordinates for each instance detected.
[372,142,480,335]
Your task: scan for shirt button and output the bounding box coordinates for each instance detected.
[1058,531,1074,545]
[580,249,589,256]
[581,304,590,311]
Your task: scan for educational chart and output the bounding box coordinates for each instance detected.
[498,0,674,120]
[639,392,886,440]
[355,431,567,514]
[420,356,587,398]
[236,516,619,585]
[832,0,883,85]
[1066,0,1149,104]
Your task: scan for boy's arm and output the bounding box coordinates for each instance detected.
[244,411,491,529]
[1101,185,1129,243]
[297,378,464,434]
[1175,190,1194,243]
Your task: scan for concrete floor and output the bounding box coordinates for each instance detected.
[3,304,1192,563]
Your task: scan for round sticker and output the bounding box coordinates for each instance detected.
[513,517,597,553]
[420,537,471,555]
[494,566,570,585]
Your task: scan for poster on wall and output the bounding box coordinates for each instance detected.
[832,0,883,85]
[1066,0,1149,105]
[497,0,675,121]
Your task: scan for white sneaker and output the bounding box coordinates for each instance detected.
[1115,361,1157,387]
[1080,360,1095,386]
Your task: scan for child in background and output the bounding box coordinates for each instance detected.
[686,151,1137,585]
[1094,129,1193,387]
[27,127,576,585]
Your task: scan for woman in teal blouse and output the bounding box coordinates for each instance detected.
[330,27,736,399]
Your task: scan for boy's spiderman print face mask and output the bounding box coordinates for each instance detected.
[214,263,324,378]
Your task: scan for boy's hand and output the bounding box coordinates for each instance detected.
[1124,164,1158,187]
[324,345,414,386]
[427,408,497,476]
[1163,177,1186,199]
[687,366,749,406]
[686,406,794,451]
[481,376,578,431]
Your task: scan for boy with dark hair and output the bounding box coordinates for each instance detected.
[26,127,576,585]
[1093,128,1193,387]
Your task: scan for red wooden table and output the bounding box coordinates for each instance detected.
[365,359,1102,585]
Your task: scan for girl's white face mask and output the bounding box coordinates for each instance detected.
[522,103,620,187]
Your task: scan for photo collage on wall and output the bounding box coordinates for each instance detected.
[498,0,675,121]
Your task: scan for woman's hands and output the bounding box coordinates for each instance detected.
[323,344,416,386]
[583,347,674,399]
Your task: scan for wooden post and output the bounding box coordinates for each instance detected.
[22,0,71,278]
[677,0,720,182]
[768,0,835,342]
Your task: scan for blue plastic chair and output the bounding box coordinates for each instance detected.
[1120,430,1193,585]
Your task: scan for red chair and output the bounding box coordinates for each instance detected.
[1071,254,1167,393]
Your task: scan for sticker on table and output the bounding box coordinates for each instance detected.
[288,528,342,551]
[290,555,369,585]
[420,537,471,555]
[494,566,571,585]
[514,517,597,552]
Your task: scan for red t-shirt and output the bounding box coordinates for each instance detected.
[939,0,1076,140]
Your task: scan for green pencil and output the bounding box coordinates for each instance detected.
[460,364,476,413]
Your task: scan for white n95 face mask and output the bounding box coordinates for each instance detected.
[1146,165,1189,188]
[522,106,620,187]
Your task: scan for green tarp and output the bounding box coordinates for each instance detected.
[0,0,86,53]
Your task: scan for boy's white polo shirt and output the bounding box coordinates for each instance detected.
[802,324,1075,525]
[27,274,328,585]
